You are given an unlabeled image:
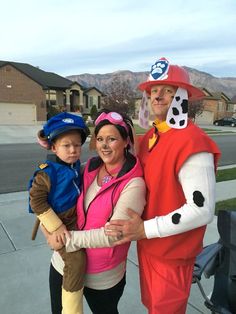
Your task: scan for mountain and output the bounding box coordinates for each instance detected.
[67,68,236,99]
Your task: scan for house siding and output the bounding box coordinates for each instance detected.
[0,65,46,121]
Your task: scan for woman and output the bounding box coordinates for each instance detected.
[43,109,146,314]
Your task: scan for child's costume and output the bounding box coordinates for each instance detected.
[29,112,89,314]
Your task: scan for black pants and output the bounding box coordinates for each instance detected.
[49,264,63,314]
[49,263,126,314]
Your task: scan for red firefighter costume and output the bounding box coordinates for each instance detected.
[136,58,221,314]
[137,121,220,313]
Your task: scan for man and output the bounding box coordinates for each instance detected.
[105,57,221,314]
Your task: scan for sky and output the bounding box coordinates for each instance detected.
[1,0,236,78]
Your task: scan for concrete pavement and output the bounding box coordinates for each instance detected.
[0,124,235,313]
[0,190,232,314]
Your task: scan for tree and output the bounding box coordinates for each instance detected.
[188,99,204,121]
[102,76,136,117]
[90,105,98,120]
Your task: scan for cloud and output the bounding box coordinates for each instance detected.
[1,0,236,77]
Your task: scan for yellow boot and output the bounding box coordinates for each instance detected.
[62,287,83,314]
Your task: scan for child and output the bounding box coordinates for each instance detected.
[29,112,89,314]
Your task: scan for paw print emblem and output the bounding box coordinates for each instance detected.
[150,59,169,80]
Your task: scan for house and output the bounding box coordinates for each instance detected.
[195,88,234,125]
[0,60,104,125]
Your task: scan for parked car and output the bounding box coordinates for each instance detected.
[213,117,236,127]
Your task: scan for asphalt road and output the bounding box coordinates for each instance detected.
[0,142,96,194]
[0,134,235,194]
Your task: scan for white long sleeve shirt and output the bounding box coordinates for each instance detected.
[144,152,216,239]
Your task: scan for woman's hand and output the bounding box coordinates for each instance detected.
[40,224,65,251]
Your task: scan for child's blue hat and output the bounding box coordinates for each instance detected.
[40,112,89,146]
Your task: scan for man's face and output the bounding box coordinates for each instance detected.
[150,85,177,121]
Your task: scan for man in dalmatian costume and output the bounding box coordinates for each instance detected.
[106,57,221,313]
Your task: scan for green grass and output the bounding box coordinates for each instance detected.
[215,198,236,214]
[88,124,147,135]
[201,128,235,135]
[133,124,149,134]
[216,168,236,182]
[202,128,221,132]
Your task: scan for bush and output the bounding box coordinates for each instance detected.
[90,105,98,120]
[47,106,60,120]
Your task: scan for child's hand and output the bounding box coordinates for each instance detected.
[40,224,64,251]
[53,224,71,245]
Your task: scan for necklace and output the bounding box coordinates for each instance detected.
[101,164,122,186]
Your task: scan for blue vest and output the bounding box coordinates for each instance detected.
[28,159,81,214]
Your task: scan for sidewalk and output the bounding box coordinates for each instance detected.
[0,183,235,314]
[0,125,235,313]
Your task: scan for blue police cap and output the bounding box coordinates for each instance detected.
[43,112,88,144]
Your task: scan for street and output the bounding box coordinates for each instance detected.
[0,142,96,193]
[0,134,235,194]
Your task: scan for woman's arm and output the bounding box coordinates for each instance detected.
[66,177,146,252]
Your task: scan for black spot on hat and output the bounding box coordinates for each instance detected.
[172,213,181,224]
[169,118,176,125]
[179,120,185,126]
[193,191,205,207]
[181,100,188,114]
[175,96,180,102]
[172,107,179,115]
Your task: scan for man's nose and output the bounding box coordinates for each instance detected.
[155,89,165,101]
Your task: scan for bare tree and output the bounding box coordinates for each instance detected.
[188,100,204,121]
[102,76,136,117]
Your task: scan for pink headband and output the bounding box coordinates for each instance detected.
[95,112,129,133]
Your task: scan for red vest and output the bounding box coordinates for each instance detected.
[138,121,221,264]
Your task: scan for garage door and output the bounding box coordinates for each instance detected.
[195,111,214,125]
[0,103,36,125]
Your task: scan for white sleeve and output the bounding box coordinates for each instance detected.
[144,152,216,239]
[66,177,146,251]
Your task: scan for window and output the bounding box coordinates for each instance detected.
[98,96,101,109]
[89,96,93,107]
[218,101,224,111]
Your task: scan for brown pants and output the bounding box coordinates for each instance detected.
[58,247,86,292]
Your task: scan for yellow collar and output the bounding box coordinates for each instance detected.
[153,119,171,133]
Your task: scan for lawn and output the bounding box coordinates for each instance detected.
[215,168,236,213]
[215,198,236,214]
[216,167,236,182]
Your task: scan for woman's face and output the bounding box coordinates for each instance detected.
[96,124,128,166]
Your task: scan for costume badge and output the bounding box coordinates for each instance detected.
[38,163,48,169]
[149,58,169,81]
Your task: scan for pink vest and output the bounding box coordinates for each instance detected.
[77,155,143,274]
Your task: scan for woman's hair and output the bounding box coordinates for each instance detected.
[94,109,134,150]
